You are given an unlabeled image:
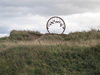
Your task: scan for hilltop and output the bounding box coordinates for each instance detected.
[0,30,100,75]
[0,29,100,44]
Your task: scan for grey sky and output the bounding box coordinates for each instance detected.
[0,0,100,37]
[0,0,100,16]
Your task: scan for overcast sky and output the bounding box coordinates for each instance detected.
[0,0,100,37]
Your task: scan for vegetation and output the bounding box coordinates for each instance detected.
[0,30,100,75]
[10,30,42,41]
[63,29,100,41]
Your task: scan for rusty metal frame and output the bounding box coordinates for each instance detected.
[46,16,66,34]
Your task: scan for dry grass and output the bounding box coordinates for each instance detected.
[0,30,100,75]
[0,39,100,49]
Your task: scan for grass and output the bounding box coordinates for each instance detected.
[0,30,100,75]
[62,29,100,41]
[9,30,42,41]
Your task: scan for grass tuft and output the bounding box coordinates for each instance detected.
[0,29,100,75]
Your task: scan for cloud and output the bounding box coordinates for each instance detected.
[0,0,100,37]
[64,12,100,33]
[0,15,47,36]
[0,34,9,37]
[1,12,100,36]
[0,25,10,34]
[0,0,100,16]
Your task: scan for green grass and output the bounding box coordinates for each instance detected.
[0,29,100,42]
[0,30,100,75]
[63,30,100,41]
[9,30,42,41]
[0,45,100,75]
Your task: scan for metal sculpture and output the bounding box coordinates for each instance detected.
[46,16,66,34]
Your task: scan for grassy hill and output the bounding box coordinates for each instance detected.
[0,30,100,75]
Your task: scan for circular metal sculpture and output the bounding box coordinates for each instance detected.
[46,16,66,34]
